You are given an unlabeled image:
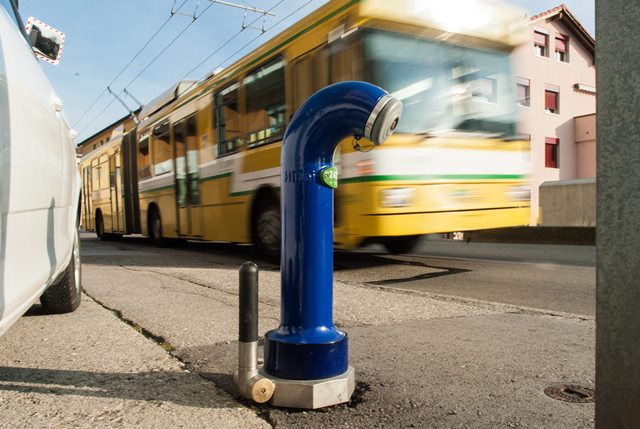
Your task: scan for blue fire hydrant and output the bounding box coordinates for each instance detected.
[235,81,402,409]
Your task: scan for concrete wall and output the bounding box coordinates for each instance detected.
[538,179,596,227]
[575,114,596,179]
[513,16,596,224]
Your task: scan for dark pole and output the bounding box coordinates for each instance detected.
[596,1,640,427]
[239,262,258,343]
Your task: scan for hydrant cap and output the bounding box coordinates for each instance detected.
[364,94,403,145]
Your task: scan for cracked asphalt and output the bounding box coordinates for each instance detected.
[0,233,595,428]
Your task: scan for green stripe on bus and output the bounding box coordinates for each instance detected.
[340,174,527,184]
[176,0,361,110]
[200,172,232,183]
[143,172,524,193]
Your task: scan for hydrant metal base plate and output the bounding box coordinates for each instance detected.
[262,366,355,409]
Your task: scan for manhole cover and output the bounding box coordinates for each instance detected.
[544,385,595,403]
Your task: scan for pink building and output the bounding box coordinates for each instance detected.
[512,4,596,224]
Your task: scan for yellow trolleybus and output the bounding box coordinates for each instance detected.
[80,0,531,255]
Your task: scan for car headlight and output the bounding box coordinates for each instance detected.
[506,185,531,201]
[381,187,416,208]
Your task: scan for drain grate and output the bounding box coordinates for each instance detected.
[544,385,595,403]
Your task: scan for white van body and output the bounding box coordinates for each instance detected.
[0,0,82,336]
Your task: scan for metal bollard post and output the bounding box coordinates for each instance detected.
[234,262,274,403]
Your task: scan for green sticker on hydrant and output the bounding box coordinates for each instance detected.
[320,167,338,189]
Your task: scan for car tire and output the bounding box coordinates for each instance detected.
[382,235,421,255]
[254,201,281,262]
[40,227,82,314]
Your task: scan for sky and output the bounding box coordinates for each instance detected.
[18,0,595,143]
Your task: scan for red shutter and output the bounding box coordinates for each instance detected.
[534,31,547,46]
[545,138,559,168]
[556,36,567,52]
[545,90,558,110]
[544,144,556,168]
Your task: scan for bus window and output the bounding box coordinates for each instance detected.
[173,119,188,208]
[91,161,100,191]
[214,82,241,157]
[99,160,109,190]
[186,116,200,206]
[329,36,362,83]
[244,57,285,148]
[293,48,329,109]
[152,121,172,176]
[138,133,151,179]
[175,115,200,207]
[109,156,117,187]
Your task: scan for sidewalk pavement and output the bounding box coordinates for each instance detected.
[0,297,269,429]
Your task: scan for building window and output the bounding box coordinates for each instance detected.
[545,84,560,114]
[545,137,559,168]
[534,30,548,57]
[555,34,569,62]
[517,78,530,107]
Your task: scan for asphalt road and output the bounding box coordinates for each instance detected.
[0,234,595,428]
[344,238,595,317]
[412,238,595,267]
[337,252,595,317]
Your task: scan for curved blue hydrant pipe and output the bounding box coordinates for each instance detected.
[264,81,402,380]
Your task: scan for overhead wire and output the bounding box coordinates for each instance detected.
[72,0,189,129]
[77,0,216,137]
[119,0,216,91]
[180,0,314,95]
[177,0,285,84]
[204,0,315,78]
[78,0,317,139]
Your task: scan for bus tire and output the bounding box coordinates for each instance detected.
[40,227,82,314]
[148,207,165,247]
[254,201,281,261]
[96,210,107,240]
[382,235,422,255]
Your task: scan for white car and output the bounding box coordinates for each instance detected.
[0,0,81,336]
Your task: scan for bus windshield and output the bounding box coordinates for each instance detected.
[363,30,517,137]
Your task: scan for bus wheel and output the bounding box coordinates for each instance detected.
[96,211,106,240]
[382,235,422,255]
[40,227,82,314]
[149,207,165,247]
[255,202,281,261]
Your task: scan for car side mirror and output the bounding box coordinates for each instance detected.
[25,17,65,65]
